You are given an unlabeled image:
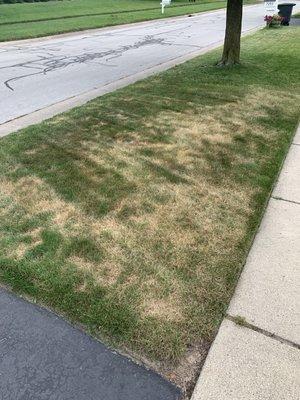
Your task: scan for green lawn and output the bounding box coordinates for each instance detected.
[0,27,299,391]
[0,0,256,42]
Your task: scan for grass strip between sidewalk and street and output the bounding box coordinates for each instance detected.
[0,0,257,42]
[0,27,299,389]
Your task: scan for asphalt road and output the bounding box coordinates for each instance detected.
[0,4,278,133]
[0,288,181,400]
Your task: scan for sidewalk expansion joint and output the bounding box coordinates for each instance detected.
[271,196,300,206]
[226,315,300,351]
[292,142,300,146]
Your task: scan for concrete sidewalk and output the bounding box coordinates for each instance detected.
[191,126,300,399]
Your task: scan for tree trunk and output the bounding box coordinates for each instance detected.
[219,0,243,65]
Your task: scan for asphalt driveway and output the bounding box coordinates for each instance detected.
[0,288,181,400]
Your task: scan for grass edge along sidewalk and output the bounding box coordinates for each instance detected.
[0,27,299,394]
[191,121,300,399]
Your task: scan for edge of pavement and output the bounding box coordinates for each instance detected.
[0,25,260,138]
[0,4,261,48]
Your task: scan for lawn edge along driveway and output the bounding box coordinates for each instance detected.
[0,286,182,400]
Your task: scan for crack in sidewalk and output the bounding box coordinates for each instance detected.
[226,315,300,351]
[271,196,300,207]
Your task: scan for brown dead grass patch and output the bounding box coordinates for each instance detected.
[0,176,78,229]
[12,227,43,260]
[142,297,183,322]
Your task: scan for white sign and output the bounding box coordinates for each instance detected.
[264,0,278,15]
[161,0,171,14]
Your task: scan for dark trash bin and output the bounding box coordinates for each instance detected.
[278,3,296,25]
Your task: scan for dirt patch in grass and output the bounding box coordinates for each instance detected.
[0,28,299,395]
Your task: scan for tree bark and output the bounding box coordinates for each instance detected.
[219,0,243,65]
